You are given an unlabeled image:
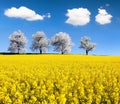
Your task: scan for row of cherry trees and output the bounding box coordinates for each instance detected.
[8,30,96,55]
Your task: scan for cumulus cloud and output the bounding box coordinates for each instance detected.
[65,8,91,26]
[95,8,112,25]
[4,6,51,21]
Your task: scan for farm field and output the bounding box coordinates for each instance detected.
[0,55,120,104]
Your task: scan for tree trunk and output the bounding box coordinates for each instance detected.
[18,47,20,54]
[18,50,20,54]
[86,50,88,55]
[61,51,64,54]
[39,48,42,54]
[17,44,20,54]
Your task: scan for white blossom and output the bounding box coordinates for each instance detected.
[51,32,73,54]
[8,30,27,53]
[31,31,49,54]
[80,36,96,55]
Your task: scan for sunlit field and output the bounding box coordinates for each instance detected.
[0,55,120,104]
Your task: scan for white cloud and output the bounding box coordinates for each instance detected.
[105,4,110,7]
[4,6,51,21]
[47,13,51,18]
[95,8,112,25]
[65,8,91,26]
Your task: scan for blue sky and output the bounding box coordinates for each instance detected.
[0,0,120,55]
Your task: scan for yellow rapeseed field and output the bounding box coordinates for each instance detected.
[0,55,120,104]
